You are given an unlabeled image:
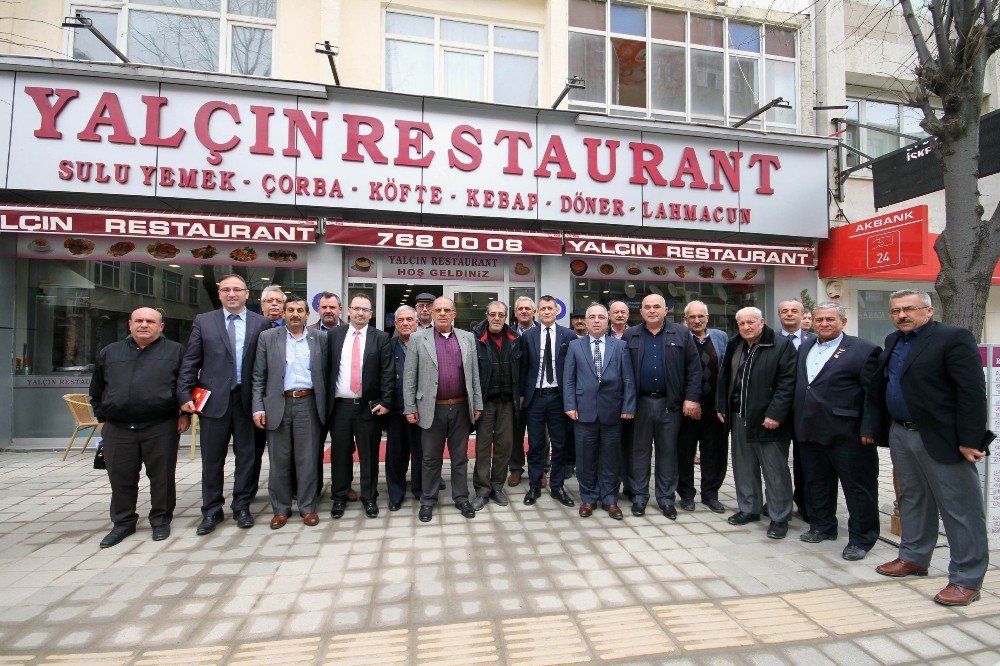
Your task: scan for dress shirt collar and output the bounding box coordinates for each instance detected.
[896,320,931,341]
[815,332,844,349]
[435,327,454,339]
[349,324,369,337]
[285,326,308,341]
[225,308,247,320]
[588,334,607,346]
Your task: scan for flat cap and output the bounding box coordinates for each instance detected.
[414,292,437,303]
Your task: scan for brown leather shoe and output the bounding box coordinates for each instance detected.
[606,504,623,520]
[934,583,981,606]
[875,558,928,578]
[507,472,522,487]
[301,512,319,527]
[579,503,594,517]
[269,514,289,530]
[347,488,359,502]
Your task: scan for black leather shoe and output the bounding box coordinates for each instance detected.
[551,487,575,507]
[234,509,254,529]
[631,502,646,517]
[767,521,788,539]
[364,500,379,518]
[703,499,726,513]
[330,501,346,519]
[196,510,225,535]
[727,511,761,526]
[418,505,433,522]
[151,525,170,542]
[679,498,696,511]
[389,501,402,512]
[524,487,541,505]
[660,504,678,520]
[491,490,509,506]
[99,525,135,548]
[842,544,869,561]
[800,529,837,543]
[458,501,476,518]
[472,495,489,511]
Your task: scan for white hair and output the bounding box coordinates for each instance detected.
[735,306,763,322]
[889,289,932,307]
[395,305,417,317]
[684,300,709,316]
[261,285,286,301]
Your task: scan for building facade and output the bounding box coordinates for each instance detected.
[0,0,994,443]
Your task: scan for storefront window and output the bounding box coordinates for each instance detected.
[857,288,940,345]
[569,258,764,336]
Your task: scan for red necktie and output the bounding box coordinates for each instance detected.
[350,330,362,394]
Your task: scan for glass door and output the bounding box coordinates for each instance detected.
[447,287,500,332]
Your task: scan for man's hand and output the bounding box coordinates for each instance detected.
[621,413,634,420]
[960,445,987,463]
[861,436,875,445]
[406,413,419,424]
[180,401,197,414]
[762,417,780,430]
[371,404,389,416]
[682,400,701,419]
[717,412,726,423]
[474,410,481,421]
[253,412,266,429]
[566,410,579,421]
[177,415,191,434]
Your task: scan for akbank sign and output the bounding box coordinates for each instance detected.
[0,68,831,238]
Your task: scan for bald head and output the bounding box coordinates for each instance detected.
[129,307,164,347]
[432,296,457,332]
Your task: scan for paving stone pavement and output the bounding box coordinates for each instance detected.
[0,449,997,664]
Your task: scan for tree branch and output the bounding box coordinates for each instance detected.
[900,0,937,67]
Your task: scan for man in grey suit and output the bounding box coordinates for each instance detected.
[251,296,328,529]
[565,303,636,520]
[403,296,483,523]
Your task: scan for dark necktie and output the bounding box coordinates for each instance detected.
[593,338,602,379]
[544,327,554,384]
[227,313,239,381]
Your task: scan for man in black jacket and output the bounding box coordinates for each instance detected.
[717,307,797,539]
[90,308,190,548]
[386,305,422,511]
[472,301,523,510]
[869,289,991,606]
[793,302,881,560]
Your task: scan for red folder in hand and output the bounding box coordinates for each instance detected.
[192,387,211,413]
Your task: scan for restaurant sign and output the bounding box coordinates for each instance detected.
[327,221,562,255]
[564,233,815,267]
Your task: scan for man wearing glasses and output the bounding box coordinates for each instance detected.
[403,297,482,522]
[261,286,287,328]
[179,274,270,534]
[327,295,393,519]
[870,289,991,606]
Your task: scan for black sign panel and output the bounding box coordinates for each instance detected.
[871,109,1000,208]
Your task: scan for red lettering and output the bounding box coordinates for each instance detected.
[448,125,482,171]
[628,142,668,185]
[194,101,241,166]
[77,92,136,144]
[533,135,577,179]
[748,154,781,194]
[494,130,532,175]
[395,120,434,167]
[709,150,742,191]
[584,138,618,183]
[139,95,185,147]
[249,106,275,156]
[342,114,388,164]
[668,147,708,189]
[23,87,79,139]
[283,109,327,158]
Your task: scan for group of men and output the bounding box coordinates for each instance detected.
[89,281,989,607]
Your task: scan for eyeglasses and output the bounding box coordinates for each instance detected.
[350,307,372,313]
[889,305,929,316]
[486,312,506,318]
[219,287,248,294]
[262,298,285,304]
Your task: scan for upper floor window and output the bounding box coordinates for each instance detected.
[568,0,798,131]
[842,98,930,170]
[69,1,276,76]
[385,11,539,106]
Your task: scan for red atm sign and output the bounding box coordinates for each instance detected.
[819,205,928,278]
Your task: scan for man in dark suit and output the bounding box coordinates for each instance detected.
[623,294,701,520]
[717,307,797,539]
[251,296,328,529]
[508,296,537,486]
[793,301,881,560]
[778,298,816,523]
[870,289,991,606]
[521,294,577,508]
[677,300,729,513]
[564,303,636,519]
[386,305,422,511]
[327,294,393,519]
[179,274,270,534]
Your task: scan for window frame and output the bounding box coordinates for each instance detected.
[67,0,277,76]
[128,262,156,297]
[568,3,799,131]
[161,268,183,302]
[383,9,541,106]
[841,96,933,175]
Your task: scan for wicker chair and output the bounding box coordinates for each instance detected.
[61,393,99,461]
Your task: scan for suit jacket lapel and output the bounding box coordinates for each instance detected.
[424,330,439,367]
[901,323,935,376]
[306,330,319,378]
[809,336,850,384]
[219,310,236,361]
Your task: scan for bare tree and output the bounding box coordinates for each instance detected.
[899,0,1000,338]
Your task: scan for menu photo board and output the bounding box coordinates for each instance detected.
[567,256,766,284]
